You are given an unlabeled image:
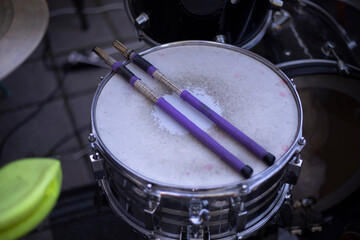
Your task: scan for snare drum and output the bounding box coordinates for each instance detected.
[89,41,304,239]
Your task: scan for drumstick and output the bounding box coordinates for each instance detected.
[112,40,276,165]
[93,47,253,178]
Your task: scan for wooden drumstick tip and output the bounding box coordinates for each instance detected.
[93,47,115,66]
[112,40,128,54]
[92,47,108,60]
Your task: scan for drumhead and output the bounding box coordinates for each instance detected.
[93,41,301,188]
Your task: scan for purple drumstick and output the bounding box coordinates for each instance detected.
[92,47,253,178]
[114,63,253,178]
[112,40,275,165]
[156,97,252,177]
[180,90,270,161]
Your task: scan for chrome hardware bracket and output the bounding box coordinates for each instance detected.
[285,156,303,185]
[321,41,350,75]
[231,196,248,232]
[181,199,210,239]
[144,184,160,232]
[89,152,104,180]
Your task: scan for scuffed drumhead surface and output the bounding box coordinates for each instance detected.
[94,43,299,188]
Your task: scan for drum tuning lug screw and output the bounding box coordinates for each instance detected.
[88,133,96,143]
[298,137,306,146]
[214,34,227,43]
[135,12,150,29]
[269,0,283,10]
[94,151,100,160]
[147,184,152,190]
[240,184,249,194]
[237,234,244,240]
[100,76,104,81]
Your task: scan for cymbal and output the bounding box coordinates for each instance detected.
[0,0,49,81]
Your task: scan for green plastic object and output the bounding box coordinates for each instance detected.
[0,158,62,240]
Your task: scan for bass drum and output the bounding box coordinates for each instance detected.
[278,59,360,212]
[124,0,273,49]
[252,0,360,67]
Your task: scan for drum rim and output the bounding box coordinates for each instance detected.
[90,40,304,193]
[277,59,360,77]
[124,0,273,50]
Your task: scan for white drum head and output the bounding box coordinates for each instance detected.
[94,42,300,188]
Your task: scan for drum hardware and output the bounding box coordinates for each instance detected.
[231,193,248,232]
[189,199,210,226]
[89,151,105,180]
[298,0,357,50]
[288,198,327,235]
[284,156,303,185]
[271,10,291,32]
[113,40,276,166]
[254,0,360,66]
[214,35,227,44]
[88,133,106,180]
[144,184,161,232]
[136,12,150,29]
[321,41,350,75]
[186,199,211,239]
[269,0,284,10]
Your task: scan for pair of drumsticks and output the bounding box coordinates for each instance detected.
[93,41,275,178]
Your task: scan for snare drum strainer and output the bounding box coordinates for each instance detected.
[89,41,305,239]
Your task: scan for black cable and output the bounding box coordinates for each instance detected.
[0,34,69,164]
[235,0,256,46]
[218,0,229,35]
[45,124,90,157]
[0,78,66,163]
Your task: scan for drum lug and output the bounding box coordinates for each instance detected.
[269,0,283,10]
[189,199,210,226]
[214,34,227,44]
[144,184,160,231]
[89,151,104,180]
[231,195,248,232]
[135,12,150,30]
[285,155,303,185]
[182,199,210,239]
